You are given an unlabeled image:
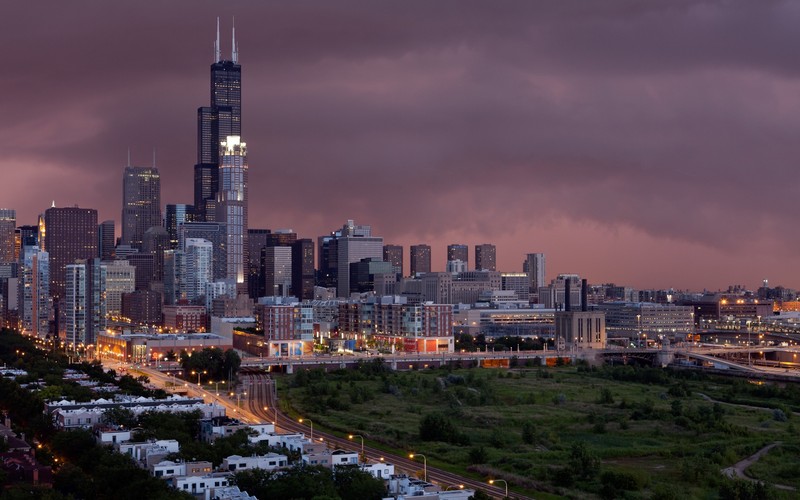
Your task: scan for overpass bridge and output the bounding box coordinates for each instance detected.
[236,344,800,380]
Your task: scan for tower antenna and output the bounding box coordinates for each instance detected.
[152,147,156,167]
[214,17,221,62]
[232,17,238,63]
[127,148,131,167]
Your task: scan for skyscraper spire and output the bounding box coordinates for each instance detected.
[127,148,131,167]
[152,147,156,167]
[214,17,221,62]
[232,17,238,63]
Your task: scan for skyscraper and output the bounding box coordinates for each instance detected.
[43,206,98,303]
[291,238,315,301]
[0,209,16,264]
[98,220,116,261]
[410,244,432,276]
[447,244,469,268]
[383,244,403,276]
[523,253,546,293]
[18,246,49,338]
[262,246,292,297]
[247,228,270,299]
[325,220,384,298]
[216,135,248,289]
[475,244,497,271]
[165,204,195,250]
[122,164,161,250]
[65,259,106,346]
[195,19,242,222]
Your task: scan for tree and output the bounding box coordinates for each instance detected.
[333,465,386,500]
[568,442,599,480]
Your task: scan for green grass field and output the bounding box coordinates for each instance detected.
[280,360,800,499]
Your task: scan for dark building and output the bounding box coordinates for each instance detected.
[122,165,161,250]
[179,222,227,280]
[266,230,297,247]
[15,225,38,261]
[475,243,497,271]
[125,253,155,291]
[349,258,394,294]
[165,204,195,250]
[291,238,315,300]
[447,244,469,268]
[247,228,270,299]
[194,21,242,222]
[410,244,432,276]
[383,244,403,277]
[98,220,115,261]
[121,289,163,326]
[43,206,98,302]
[317,235,337,288]
[142,226,170,283]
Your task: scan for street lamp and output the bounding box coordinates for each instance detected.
[264,406,278,426]
[409,453,427,482]
[299,418,313,441]
[213,380,225,396]
[489,479,508,498]
[348,434,364,463]
[191,370,207,386]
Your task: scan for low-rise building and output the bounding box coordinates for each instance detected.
[221,453,288,472]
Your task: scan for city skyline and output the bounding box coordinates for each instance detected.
[2,1,798,290]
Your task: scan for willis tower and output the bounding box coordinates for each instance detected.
[194,18,242,222]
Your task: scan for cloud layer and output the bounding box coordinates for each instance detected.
[2,1,799,290]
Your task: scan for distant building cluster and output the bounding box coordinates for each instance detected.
[0,20,790,363]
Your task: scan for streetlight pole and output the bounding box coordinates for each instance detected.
[489,479,508,498]
[264,406,278,426]
[299,418,313,441]
[349,434,364,463]
[409,453,427,482]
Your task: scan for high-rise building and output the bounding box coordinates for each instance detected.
[43,206,98,303]
[0,209,16,264]
[262,246,292,297]
[523,253,546,293]
[291,239,315,301]
[15,225,38,262]
[179,222,227,280]
[18,246,49,337]
[216,136,248,289]
[142,226,170,283]
[64,259,106,346]
[447,244,468,269]
[247,229,270,299]
[322,220,383,298]
[194,19,242,222]
[124,253,156,292]
[98,220,116,261]
[475,244,497,271]
[165,204,195,250]
[410,244,432,276]
[122,165,161,250]
[266,230,297,248]
[383,244,403,277]
[185,238,214,303]
[104,260,135,319]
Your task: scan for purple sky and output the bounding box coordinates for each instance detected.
[3,1,799,291]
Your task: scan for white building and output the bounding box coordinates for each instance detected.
[19,246,50,338]
[186,238,213,302]
[216,136,248,288]
[221,453,288,472]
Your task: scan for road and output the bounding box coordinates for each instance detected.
[104,361,528,498]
